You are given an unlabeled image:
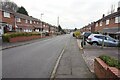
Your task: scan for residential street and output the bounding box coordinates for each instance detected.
[2,34,70,78]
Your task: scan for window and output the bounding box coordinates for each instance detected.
[25,20,28,23]
[4,12,10,18]
[100,21,102,26]
[115,16,120,23]
[16,18,21,22]
[95,36,106,40]
[30,20,32,24]
[34,21,36,24]
[96,23,98,27]
[37,22,39,24]
[89,27,91,30]
[106,19,109,25]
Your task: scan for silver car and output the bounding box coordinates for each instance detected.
[87,34,119,47]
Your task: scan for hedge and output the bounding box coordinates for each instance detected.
[99,55,120,69]
[2,32,41,42]
[73,31,81,38]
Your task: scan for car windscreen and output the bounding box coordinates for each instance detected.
[84,33,91,37]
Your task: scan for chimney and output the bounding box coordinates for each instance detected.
[102,14,105,18]
[118,1,120,11]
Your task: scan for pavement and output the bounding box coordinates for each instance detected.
[55,36,95,78]
[77,39,119,73]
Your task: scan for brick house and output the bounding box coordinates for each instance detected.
[14,13,42,32]
[0,7,58,34]
[42,22,50,33]
[0,8,15,34]
[14,13,58,33]
[80,22,96,33]
[95,11,120,34]
[80,4,120,39]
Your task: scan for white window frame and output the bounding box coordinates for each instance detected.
[3,12,10,18]
[25,19,28,23]
[96,23,98,27]
[115,16,120,23]
[106,19,109,25]
[100,21,102,26]
[37,22,39,24]
[16,18,21,22]
[30,20,32,24]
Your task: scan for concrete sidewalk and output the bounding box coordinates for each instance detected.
[77,39,119,73]
[55,37,95,78]
[1,36,54,50]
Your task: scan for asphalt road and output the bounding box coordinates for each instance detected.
[2,34,71,78]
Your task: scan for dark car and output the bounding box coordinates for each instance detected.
[81,32,91,41]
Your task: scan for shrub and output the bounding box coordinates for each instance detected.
[73,31,81,38]
[99,55,120,69]
[2,32,41,42]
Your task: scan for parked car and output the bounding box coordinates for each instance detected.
[86,34,119,47]
[81,32,92,41]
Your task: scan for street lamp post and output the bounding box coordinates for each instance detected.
[57,16,59,27]
[41,13,44,38]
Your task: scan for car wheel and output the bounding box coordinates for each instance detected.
[92,42,98,46]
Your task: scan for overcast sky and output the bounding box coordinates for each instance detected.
[11,0,119,29]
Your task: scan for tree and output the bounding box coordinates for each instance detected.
[58,25,62,32]
[17,6,29,16]
[1,0,18,12]
[74,28,77,31]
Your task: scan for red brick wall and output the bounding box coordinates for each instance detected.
[94,58,120,79]
[95,21,103,32]
[92,24,95,32]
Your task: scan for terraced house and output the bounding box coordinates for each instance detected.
[80,3,120,39]
[0,7,15,34]
[95,10,120,35]
[0,7,58,35]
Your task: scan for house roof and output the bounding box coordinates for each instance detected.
[1,7,41,22]
[1,7,15,14]
[14,12,40,22]
[96,10,120,22]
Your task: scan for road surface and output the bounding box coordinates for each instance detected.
[2,34,70,78]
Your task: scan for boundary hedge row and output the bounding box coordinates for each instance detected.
[99,55,120,69]
[2,32,41,42]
